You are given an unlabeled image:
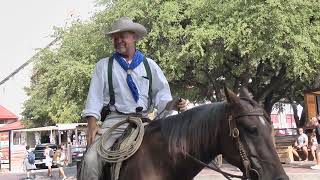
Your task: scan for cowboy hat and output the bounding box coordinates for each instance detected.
[105,17,147,39]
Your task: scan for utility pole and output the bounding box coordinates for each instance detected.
[0,37,58,86]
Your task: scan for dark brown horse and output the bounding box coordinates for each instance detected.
[102,88,289,180]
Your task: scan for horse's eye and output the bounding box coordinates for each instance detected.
[246,126,258,135]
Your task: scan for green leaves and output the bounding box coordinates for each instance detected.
[23,0,320,126]
[22,20,110,126]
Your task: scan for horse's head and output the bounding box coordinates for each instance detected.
[220,87,289,180]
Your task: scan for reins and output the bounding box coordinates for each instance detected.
[186,153,244,180]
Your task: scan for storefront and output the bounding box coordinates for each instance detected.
[304,88,320,121]
[0,120,24,171]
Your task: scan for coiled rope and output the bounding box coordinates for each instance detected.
[96,116,144,163]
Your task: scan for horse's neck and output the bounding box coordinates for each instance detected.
[182,114,223,165]
[175,109,226,178]
[152,103,227,178]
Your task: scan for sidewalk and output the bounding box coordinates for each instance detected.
[0,166,76,180]
[196,161,320,180]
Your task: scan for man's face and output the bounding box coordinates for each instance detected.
[298,128,303,134]
[111,31,136,55]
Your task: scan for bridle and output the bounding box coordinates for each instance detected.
[187,107,267,180]
[229,108,266,180]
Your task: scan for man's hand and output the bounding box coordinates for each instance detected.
[165,98,189,112]
[86,116,98,147]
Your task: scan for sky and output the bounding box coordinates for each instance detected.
[0,0,98,117]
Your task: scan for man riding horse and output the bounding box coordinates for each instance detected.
[79,17,188,179]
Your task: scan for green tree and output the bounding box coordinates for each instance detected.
[100,0,320,122]
[23,0,320,127]
[22,21,111,126]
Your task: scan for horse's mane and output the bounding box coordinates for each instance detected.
[158,102,227,159]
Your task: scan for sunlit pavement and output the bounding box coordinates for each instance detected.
[1,161,320,180]
[0,166,77,180]
[196,161,320,180]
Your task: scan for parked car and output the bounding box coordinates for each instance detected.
[33,143,57,168]
[72,146,86,162]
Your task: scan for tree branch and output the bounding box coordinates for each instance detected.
[255,64,287,102]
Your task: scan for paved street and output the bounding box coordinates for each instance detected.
[0,166,77,180]
[196,162,320,180]
[1,162,320,180]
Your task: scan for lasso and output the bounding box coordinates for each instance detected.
[96,116,144,163]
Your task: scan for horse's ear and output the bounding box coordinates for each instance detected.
[239,86,253,99]
[224,86,240,105]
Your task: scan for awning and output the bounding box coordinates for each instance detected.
[13,126,57,132]
[56,123,79,130]
[13,123,87,132]
[56,123,87,130]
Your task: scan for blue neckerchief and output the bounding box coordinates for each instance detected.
[114,50,144,102]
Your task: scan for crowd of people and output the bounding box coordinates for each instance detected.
[23,144,68,179]
[292,115,320,170]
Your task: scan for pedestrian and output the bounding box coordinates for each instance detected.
[311,142,320,170]
[310,129,318,161]
[78,17,188,179]
[292,128,309,161]
[311,117,320,169]
[23,145,36,179]
[44,145,53,177]
[53,145,67,180]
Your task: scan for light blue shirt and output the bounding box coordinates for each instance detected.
[297,133,308,146]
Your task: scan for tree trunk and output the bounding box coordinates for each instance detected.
[290,103,300,127]
[299,109,306,128]
[263,92,274,115]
